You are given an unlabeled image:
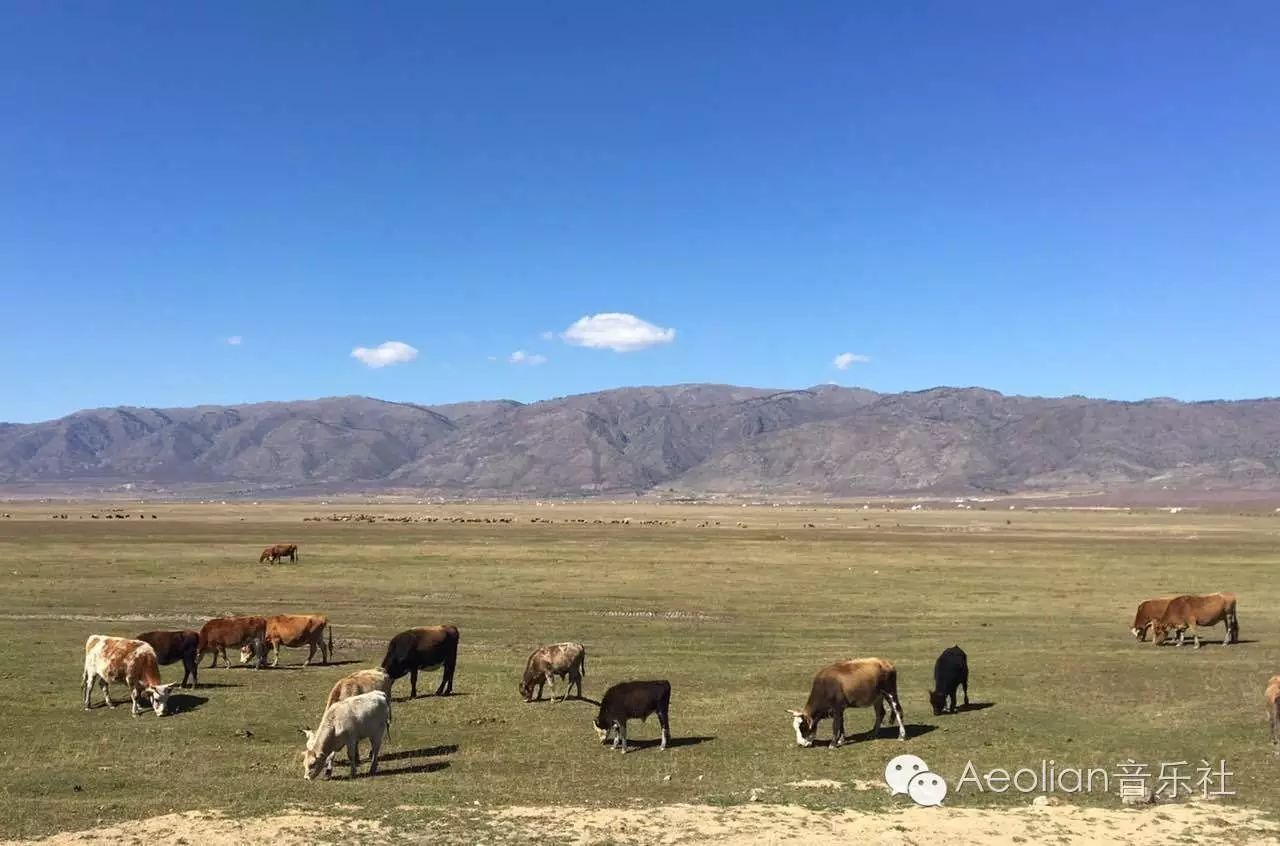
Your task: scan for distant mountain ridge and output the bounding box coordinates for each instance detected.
[3,384,1280,497]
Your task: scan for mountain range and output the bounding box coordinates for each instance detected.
[3,384,1280,498]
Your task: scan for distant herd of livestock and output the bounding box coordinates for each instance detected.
[79,548,1280,779]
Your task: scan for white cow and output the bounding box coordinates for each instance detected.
[301,690,391,780]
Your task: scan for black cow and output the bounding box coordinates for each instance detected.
[135,629,200,688]
[380,625,459,698]
[594,680,671,753]
[928,645,969,715]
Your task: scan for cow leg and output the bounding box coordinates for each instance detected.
[616,721,628,753]
[658,707,671,751]
[347,739,360,779]
[887,693,907,740]
[305,640,315,666]
[1190,625,1202,649]
[872,699,885,738]
[1222,622,1231,646]
[560,674,571,704]
[831,708,846,749]
[962,680,970,708]
[99,678,115,708]
[208,649,218,669]
[409,668,419,699]
[83,671,94,710]
[369,734,382,776]
[547,674,556,703]
[270,640,280,668]
[129,685,143,717]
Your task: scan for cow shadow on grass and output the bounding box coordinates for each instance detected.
[393,692,472,703]
[1155,639,1257,648]
[332,761,451,780]
[379,744,459,763]
[617,735,715,751]
[812,724,937,746]
[191,682,240,690]
[261,659,364,671]
[527,695,599,707]
[953,702,996,713]
[167,693,210,715]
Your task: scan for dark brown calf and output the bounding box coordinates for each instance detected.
[135,629,200,688]
[380,625,459,697]
[594,680,671,753]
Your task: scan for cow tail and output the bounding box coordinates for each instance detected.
[581,650,586,678]
[328,624,334,657]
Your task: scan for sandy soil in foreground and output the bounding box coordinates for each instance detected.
[5,800,1277,846]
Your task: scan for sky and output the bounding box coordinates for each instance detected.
[2,2,1278,422]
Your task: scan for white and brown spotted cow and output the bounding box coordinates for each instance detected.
[520,642,586,703]
[82,635,176,717]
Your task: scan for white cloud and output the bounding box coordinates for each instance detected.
[539,330,555,341]
[833,352,871,370]
[560,312,676,352]
[509,350,547,366]
[351,340,419,369]
[226,336,243,346]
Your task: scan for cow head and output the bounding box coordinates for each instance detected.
[1150,622,1171,644]
[239,644,255,664]
[299,729,332,780]
[928,690,947,716]
[1131,623,1150,641]
[786,709,816,747]
[148,683,176,716]
[593,717,611,744]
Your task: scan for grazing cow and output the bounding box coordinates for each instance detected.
[300,690,390,780]
[239,614,332,667]
[326,668,395,711]
[594,680,671,753]
[82,636,175,717]
[1131,597,1176,641]
[197,616,267,668]
[1265,675,1280,749]
[787,658,905,748]
[1150,592,1239,648]
[135,629,200,688]
[929,645,970,716]
[520,642,586,703]
[380,625,459,698]
[259,543,299,565]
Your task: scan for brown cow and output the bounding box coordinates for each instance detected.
[239,614,332,667]
[1131,597,1176,641]
[381,625,459,698]
[82,635,175,716]
[787,658,905,748]
[135,629,200,688]
[259,543,299,565]
[1266,675,1280,749]
[520,642,586,703]
[198,616,267,668]
[326,668,395,711]
[1150,592,1239,648]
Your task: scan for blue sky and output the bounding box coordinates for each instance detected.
[2,2,1278,422]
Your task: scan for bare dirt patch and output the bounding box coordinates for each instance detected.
[0,810,385,846]
[491,801,1280,845]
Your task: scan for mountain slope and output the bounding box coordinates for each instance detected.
[2,385,1279,496]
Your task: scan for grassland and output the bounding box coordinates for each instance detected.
[0,500,1277,841]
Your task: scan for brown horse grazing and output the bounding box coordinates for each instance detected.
[259,543,299,565]
[1150,592,1239,648]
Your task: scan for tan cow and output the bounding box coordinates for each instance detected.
[787,658,905,748]
[259,543,299,565]
[1150,592,1239,648]
[520,642,586,703]
[326,668,394,711]
[240,614,332,667]
[198,616,267,668]
[1267,675,1280,749]
[1130,596,1175,641]
[82,635,175,717]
